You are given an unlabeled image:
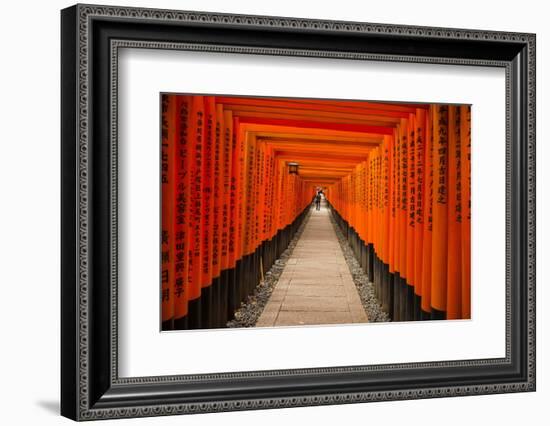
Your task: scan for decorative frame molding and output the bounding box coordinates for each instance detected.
[61,3,535,421]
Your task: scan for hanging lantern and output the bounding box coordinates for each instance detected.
[288,162,299,175]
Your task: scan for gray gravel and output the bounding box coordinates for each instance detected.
[227,207,313,328]
[328,211,391,323]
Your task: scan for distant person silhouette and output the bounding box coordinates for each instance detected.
[315,192,321,211]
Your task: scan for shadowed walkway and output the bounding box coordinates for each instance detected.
[256,202,368,327]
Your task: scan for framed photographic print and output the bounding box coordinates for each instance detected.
[61,3,536,421]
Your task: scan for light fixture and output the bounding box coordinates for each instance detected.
[288,162,299,175]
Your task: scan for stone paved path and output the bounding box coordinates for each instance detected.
[256,202,368,327]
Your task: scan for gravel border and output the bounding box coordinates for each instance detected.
[227,206,313,328]
[328,210,391,322]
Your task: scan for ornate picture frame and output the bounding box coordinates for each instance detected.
[61,4,535,420]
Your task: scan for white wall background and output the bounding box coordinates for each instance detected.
[0,0,546,424]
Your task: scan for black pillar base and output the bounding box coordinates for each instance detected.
[413,293,422,321]
[402,282,408,321]
[393,275,401,321]
[174,315,188,330]
[382,262,392,315]
[187,297,202,329]
[210,275,221,328]
[161,319,173,331]
[421,309,432,321]
[200,285,213,329]
[233,259,242,313]
[367,244,374,282]
[219,269,229,327]
[405,284,415,322]
[241,254,251,305]
[431,308,446,320]
[227,265,238,320]
[360,241,367,274]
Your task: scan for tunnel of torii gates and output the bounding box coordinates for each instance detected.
[161,94,471,331]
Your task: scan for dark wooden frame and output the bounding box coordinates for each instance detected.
[61,3,536,421]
